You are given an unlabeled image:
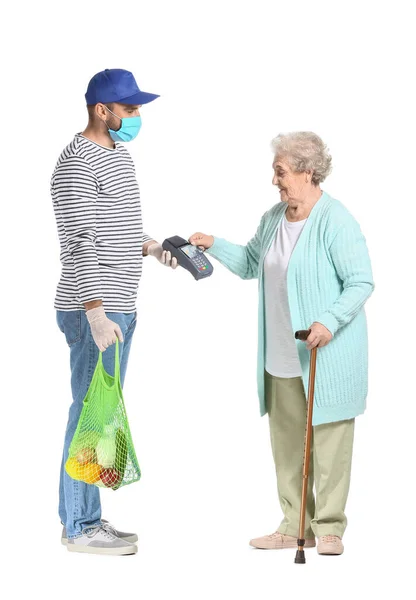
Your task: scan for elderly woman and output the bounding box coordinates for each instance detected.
[189,132,374,556]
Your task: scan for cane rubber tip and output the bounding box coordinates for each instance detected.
[294,550,306,564]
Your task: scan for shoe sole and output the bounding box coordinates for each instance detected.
[62,535,138,546]
[67,543,138,555]
[250,541,316,550]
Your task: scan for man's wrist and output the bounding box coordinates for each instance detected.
[86,305,106,324]
[143,240,158,256]
[84,300,103,312]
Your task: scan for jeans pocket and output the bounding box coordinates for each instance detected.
[58,311,82,346]
[126,311,138,333]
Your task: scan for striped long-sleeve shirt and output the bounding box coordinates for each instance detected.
[51,134,152,313]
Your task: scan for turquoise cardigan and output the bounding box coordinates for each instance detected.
[206,191,375,425]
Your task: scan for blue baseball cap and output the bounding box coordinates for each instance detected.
[85,68,160,106]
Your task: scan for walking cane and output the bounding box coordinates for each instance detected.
[294,329,317,565]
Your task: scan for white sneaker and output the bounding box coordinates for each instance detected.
[62,520,138,545]
[67,525,138,555]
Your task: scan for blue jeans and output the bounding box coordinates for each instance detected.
[56,310,137,538]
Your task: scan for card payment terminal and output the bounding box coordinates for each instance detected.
[162,236,214,280]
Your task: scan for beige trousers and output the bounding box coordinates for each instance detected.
[265,371,355,538]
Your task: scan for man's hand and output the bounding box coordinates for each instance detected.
[147,242,178,269]
[305,322,333,349]
[86,306,124,352]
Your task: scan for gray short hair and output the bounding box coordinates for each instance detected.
[271,132,332,185]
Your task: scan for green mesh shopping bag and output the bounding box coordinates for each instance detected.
[65,339,141,490]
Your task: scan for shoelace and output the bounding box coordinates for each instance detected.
[268,532,284,540]
[82,525,117,540]
[101,522,118,536]
[321,535,339,543]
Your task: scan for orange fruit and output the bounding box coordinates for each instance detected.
[65,457,85,480]
[83,463,101,484]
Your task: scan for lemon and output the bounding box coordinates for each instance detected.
[65,457,85,480]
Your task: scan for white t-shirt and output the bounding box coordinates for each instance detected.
[264,213,307,378]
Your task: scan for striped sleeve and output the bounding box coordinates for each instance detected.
[53,155,103,304]
[123,148,152,245]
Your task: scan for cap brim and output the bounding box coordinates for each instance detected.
[118,91,160,105]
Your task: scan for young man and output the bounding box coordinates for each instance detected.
[51,69,176,555]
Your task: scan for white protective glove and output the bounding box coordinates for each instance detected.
[86,306,124,352]
[147,243,178,269]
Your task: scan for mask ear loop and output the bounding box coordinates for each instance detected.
[103,105,122,130]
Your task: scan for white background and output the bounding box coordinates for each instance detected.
[1,0,414,597]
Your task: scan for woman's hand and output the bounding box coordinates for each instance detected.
[189,232,214,250]
[305,322,333,349]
